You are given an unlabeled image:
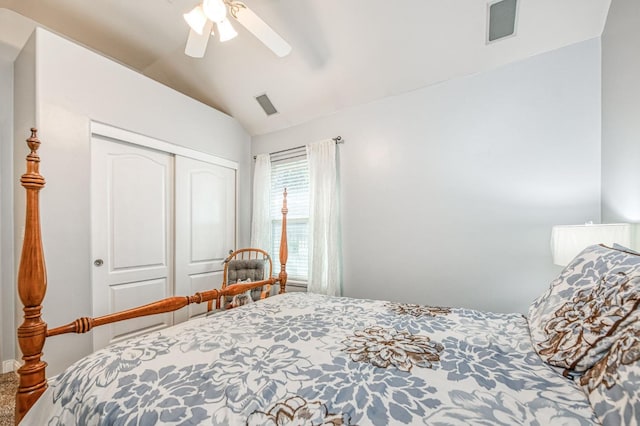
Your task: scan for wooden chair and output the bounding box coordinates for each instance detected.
[210,248,274,311]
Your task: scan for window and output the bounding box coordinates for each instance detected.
[270,151,309,281]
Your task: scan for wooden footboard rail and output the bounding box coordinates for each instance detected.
[14,129,289,424]
[45,278,278,337]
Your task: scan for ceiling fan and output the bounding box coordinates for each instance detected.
[183,0,292,58]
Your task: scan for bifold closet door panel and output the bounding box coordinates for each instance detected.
[174,155,236,322]
[91,136,174,351]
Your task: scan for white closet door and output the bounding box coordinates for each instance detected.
[174,156,236,322]
[91,136,174,351]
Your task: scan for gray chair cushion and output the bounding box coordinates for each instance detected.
[227,259,265,301]
[228,259,265,282]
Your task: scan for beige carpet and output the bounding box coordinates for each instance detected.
[0,372,18,426]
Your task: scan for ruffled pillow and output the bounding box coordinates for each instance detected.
[231,290,254,308]
[229,278,254,308]
[528,244,640,372]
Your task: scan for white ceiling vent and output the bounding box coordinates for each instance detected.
[487,0,518,43]
[255,93,278,116]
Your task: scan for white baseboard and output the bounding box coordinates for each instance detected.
[2,359,20,374]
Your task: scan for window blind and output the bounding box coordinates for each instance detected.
[270,156,309,281]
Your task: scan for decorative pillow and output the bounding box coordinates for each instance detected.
[528,244,640,372]
[579,319,640,426]
[231,290,254,308]
[228,278,254,308]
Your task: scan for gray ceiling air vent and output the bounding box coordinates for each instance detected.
[255,93,278,116]
[487,0,518,43]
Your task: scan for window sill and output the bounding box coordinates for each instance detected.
[279,279,307,293]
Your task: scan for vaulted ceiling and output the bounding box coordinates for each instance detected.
[0,0,611,135]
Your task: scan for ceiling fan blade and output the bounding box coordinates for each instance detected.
[184,20,214,58]
[232,4,292,57]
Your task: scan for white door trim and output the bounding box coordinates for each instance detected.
[91,121,238,170]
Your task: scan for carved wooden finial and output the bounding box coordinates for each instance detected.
[27,128,40,155]
[21,129,45,191]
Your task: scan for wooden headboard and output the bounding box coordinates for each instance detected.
[14,129,289,423]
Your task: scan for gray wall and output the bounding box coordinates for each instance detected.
[253,39,602,314]
[602,0,640,225]
[14,28,252,375]
[0,58,14,371]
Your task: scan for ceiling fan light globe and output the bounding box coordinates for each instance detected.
[217,18,238,42]
[183,6,208,35]
[203,0,227,23]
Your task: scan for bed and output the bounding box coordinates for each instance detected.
[15,129,639,425]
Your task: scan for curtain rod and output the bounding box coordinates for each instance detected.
[253,136,343,160]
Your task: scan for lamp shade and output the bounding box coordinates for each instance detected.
[203,0,227,23]
[550,223,632,266]
[184,6,208,35]
[217,18,238,42]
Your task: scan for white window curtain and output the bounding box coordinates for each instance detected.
[306,139,342,296]
[251,154,272,250]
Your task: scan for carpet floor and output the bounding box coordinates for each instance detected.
[0,372,17,426]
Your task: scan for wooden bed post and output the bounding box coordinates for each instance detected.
[15,129,48,424]
[278,189,288,293]
[12,134,291,422]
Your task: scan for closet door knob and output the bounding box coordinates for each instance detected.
[94,259,104,267]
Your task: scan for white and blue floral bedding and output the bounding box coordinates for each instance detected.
[23,293,598,425]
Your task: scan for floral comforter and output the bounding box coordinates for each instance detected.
[23,293,598,425]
